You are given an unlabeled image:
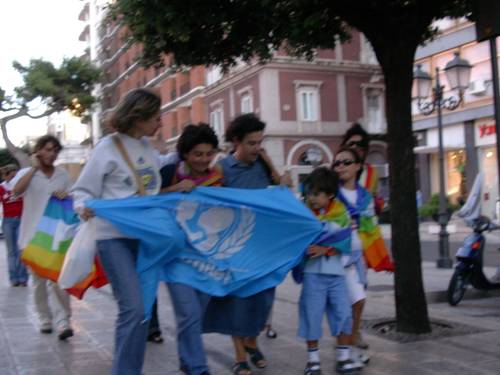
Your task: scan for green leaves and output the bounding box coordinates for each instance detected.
[107,0,347,69]
[9,57,101,116]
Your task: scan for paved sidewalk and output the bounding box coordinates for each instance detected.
[1,243,499,374]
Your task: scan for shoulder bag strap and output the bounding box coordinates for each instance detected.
[112,134,146,196]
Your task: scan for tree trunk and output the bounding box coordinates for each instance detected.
[0,119,30,167]
[376,42,432,333]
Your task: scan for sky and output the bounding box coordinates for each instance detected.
[0,0,85,147]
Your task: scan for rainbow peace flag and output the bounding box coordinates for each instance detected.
[338,185,394,272]
[21,197,107,298]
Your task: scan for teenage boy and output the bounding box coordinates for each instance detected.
[203,113,290,374]
[12,135,73,340]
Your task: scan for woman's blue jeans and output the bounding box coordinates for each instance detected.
[168,282,210,375]
[3,217,28,284]
[97,238,148,375]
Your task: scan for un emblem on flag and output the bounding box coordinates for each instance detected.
[176,200,255,259]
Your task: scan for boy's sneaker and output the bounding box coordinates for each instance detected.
[304,361,322,375]
[336,359,363,373]
[351,347,370,366]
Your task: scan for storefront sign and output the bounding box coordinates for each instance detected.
[475,118,497,147]
[478,123,496,138]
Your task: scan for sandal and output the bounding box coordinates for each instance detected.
[244,346,267,368]
[147,332,164,344]
[232,361,252,375]
[266,327,278,339]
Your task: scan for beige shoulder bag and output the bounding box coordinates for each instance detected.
[112,134,146,196]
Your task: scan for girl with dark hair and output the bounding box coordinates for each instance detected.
[340,123,385,215]
[332,147,393,368]
[159,123,221,375]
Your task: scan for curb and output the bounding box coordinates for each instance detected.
[425,287,500,304]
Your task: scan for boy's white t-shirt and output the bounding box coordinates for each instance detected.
[12,167,71,249]
[72,132,164,240]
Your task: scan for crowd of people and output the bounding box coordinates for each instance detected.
[1,88,390,375]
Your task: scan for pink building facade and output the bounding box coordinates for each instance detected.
[204,34,387,190]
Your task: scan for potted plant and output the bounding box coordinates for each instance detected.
[419,193,459,222]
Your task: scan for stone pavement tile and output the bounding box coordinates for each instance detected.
[68,363,112,375]
[438,332,500,358]
[420,360,496,375]
[0,354,15,370]
[17,367,68,375]
[413,339,498,364]
[13,351,64,370]
[6,340,54,355]
[0,367,17,375]
[357,355,438,375]
[473,360,500,373]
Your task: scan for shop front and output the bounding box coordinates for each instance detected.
[414,123,466,205]
[475,118,498,218]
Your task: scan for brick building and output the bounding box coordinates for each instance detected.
[79,1,388,190]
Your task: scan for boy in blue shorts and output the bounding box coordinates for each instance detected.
[299,167,363,374]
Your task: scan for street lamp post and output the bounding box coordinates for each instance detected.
[413,52,472,269]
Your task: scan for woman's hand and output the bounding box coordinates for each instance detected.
[53,191,69,200]
[161,179,196,193]
[79,207,95,221]
[307,245,336,258]
[307,245,327,258]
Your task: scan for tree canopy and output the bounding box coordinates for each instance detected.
[0,57,101,165]
[108,0,477,334]
[109,0,473,69]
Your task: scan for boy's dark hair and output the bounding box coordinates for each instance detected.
[177,123,219,160]
[225,113,266,143]
[303,167,339,197]
[34,135,63,153]
[341,122,370,150]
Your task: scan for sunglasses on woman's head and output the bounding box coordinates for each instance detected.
[332,159,355,167]
[346,140,366,148]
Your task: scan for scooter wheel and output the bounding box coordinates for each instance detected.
[447,269,468,306]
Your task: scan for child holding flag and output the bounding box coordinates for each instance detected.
[299,167,363,375]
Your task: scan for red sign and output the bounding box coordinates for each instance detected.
[479,123,496,138]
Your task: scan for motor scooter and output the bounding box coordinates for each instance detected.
[447,215,500,306]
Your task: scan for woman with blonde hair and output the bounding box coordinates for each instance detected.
[72,88,169,375]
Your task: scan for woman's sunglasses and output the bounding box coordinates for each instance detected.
[332,159,356,167]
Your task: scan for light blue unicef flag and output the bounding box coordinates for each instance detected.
[87,187,323,315]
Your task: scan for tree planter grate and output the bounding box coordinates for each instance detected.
[361,318,489,343]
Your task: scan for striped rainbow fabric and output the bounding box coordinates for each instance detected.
[21,197,107,298]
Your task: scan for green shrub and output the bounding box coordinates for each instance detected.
[419,193,459,220]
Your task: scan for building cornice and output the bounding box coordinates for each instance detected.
[160,86,206,112]
[412,103,494,131]
[415,23,476,60]
[204,58,380,97]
